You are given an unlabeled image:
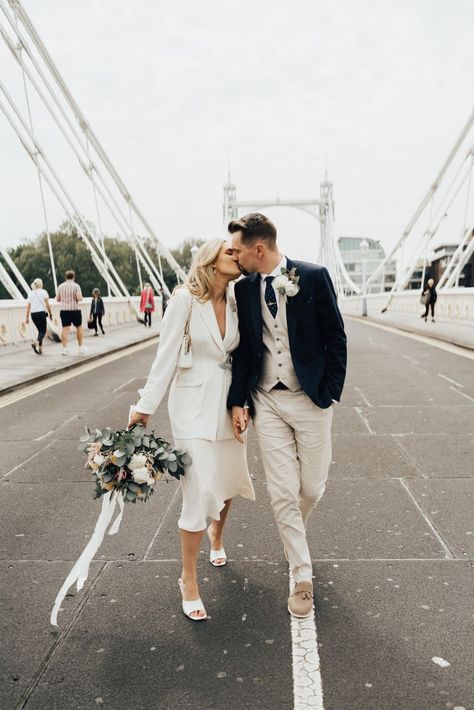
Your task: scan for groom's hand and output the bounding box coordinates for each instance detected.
[232,406,248,444]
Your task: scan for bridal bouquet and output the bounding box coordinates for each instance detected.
[79,424,191,503]
[51,425,191,626]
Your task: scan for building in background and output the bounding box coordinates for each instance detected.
[338,237,397,293]
[408,231,474,289]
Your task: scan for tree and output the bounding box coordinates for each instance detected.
[0,224,205,299]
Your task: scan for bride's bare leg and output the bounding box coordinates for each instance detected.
[180,528,205,618]
[208,498,232,563]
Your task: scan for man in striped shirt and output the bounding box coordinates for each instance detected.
[56,270,87,355]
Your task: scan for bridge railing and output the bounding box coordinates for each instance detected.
[340,288,474,322]
[0,296,162,347]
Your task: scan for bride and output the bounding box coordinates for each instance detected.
[129,239,255,620]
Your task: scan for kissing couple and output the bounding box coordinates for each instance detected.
[129,213,347,621]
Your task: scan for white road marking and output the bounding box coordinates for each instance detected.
[354,407,375,434]
[353,386,372,407]
[142,485,181,561]
[113,376,136,393]
[449,386,474,403]
[2,439,57,480]
[289,570,324,709]
[402,353,428,374]
[432,656,450,668]
[0,338,158,410]
[398,479,454,559]
[34,414,78,441]
[346,317,474,360]
[437,372,464,388]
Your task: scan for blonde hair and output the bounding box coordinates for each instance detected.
[181,239,225,302]
[31,278,43,289]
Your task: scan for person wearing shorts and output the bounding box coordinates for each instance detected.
[56,270,87,355]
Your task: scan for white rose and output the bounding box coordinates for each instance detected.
[285,282,300,297]
[272,275,288,291]
[129,453,148,470]
[132,467,153,485]
[93,454,106,466]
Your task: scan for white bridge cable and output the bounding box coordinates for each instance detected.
[0,80,129,301]
[385,155,473,298]
[5,0,186,285]
[11,4,58,293]
[0,247,30,295]
[0,6,170,297]
[366,108,474,291]
[439,152,474,288]
[0,261,24,298]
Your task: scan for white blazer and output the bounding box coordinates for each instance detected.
[134,287,239,441]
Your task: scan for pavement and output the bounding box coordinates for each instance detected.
[0,323,158,395]
[1,319,473,709]
[355,309,474,351]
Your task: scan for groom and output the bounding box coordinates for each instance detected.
[227,213,347,618]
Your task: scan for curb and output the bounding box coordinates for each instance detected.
[0,333,159,398]
[348,315,474,352]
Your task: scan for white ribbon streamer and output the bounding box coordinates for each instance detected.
[108,493,125,536]
[50,490,125,626]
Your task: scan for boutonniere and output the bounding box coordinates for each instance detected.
[272,267,300,297]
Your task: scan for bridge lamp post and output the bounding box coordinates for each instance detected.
[360,239,369,317]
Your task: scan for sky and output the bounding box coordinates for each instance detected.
[1,0,473,266]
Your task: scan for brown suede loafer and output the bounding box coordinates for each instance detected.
[288,580,314,618]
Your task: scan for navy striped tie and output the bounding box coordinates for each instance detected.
[264,276,278,318]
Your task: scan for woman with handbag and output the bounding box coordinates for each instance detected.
[25,278,53,355]
[420,278,437,322]
[89,288,105,336]
[139,282,155,327]
[128,240,255,621]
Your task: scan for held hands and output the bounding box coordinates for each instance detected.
[128,411,149,429]
[231,406,250,444]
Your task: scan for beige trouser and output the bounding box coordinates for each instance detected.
[252,387,333,582]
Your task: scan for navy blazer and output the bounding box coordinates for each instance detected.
[227,258,347,414]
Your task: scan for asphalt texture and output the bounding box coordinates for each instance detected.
[1,319,473,710]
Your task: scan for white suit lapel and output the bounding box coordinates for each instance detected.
[196,300,226,353]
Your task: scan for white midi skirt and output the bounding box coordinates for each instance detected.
[175,436,256,532]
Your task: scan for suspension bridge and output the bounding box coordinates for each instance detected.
[1,2,473,710]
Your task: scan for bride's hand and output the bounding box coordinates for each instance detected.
[128,411,149,429]
[232,406,248,444]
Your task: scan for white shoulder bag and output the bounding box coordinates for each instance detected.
[177,295,194,368]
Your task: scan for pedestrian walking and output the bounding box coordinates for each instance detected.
[25,278,53,355]
[139,282,155,327]
[420,277,437,322]
[129,240,255,621]
[228,212,347,619]
[89,288,105,336]
[56,270,87,355]
[159,287,170,315]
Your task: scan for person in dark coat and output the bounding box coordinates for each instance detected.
[90,288,105,335]
[421,278,437,322]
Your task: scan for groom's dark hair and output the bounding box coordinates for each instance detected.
[228,213,277,247]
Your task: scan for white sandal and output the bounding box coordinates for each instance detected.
[210,548,227,567]
[178,579,207,621]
